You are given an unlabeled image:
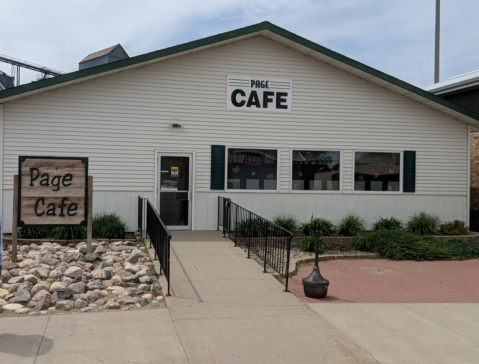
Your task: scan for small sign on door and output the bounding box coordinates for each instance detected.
[171,167,179,177]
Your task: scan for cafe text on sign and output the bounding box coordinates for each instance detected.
[227,75,292,113]
[18,156,88,226]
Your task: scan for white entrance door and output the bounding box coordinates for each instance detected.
[157,153,192,230]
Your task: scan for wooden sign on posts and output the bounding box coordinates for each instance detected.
[12,157,92,261]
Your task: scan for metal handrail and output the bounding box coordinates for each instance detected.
[138,196,171,295]
[218,196,293,291]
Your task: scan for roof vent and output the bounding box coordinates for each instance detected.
[79,44,129,70]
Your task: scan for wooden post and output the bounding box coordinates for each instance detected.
[87,176,93,254]
[12,175,18,263]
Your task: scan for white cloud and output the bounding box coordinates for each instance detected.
[0,0,477,87]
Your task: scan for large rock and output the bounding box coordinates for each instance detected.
[17,281,33,293]
[35,292,52,311]
[32,290,51,301]
[49,270,63,279]
[55,300,74,311]
[69,282,86,294]
[57,288,73,300]
[84,291,99,303]
[1,269,12,283]
[139,276,153,284]
[18,259,35,269]
[0,288,10,299]
[94,246,107,255]
[41,254,60,266]
[125,253,142,264]
[62,253,76,263]
[31,282,50,295]
[50,281,68,292]
[9,291,31,304]
[23,274,38,285]
[137,298,149,307]
[2,303,24,311]
[74,299,88,309]
[34,267,50,279]
[87,280,104,290]
[151,284,162,293]
[104,300,120,309]
[124,262,140,274]
[8,276,25,284]
[83,253,99,263]
[3,262,18,270]
[91,269,107,280]
[64,266,83,278]
[0,298,7,307]
[117,296,137,305]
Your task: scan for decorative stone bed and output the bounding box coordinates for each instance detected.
[0,240,165,316]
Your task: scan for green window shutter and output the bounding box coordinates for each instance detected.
[211,145,225,190]
[403,151,416,192]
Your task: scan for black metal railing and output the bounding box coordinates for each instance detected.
[218,196,293,291]
[138,196,171,295]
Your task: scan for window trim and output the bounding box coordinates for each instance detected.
[289,149,343,193]
[224,146,280,193]
[352,150,403,194]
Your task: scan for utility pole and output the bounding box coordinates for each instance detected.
[434,0,440,83]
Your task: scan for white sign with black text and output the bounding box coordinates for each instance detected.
[227,75,292,113]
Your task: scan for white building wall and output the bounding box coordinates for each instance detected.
[1,36,469,232]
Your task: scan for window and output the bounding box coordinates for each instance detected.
[292,150,340,191]
[227,148,278,190]
[354,152,400,192]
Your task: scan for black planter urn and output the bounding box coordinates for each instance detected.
[302,233,329,299]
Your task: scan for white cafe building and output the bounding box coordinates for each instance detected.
[1,22,479,233]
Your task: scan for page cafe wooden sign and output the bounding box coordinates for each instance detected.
[18,156,88,226]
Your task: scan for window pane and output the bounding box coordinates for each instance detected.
[354,152,400,192]
[227,149,277,190]
[292,151,340,191]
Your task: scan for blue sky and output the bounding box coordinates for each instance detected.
[1,0,478,87]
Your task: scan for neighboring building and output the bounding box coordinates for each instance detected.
[79,44,129,70]
[425,70,479,230]
[0,71,14,90]
[1,22,479,233]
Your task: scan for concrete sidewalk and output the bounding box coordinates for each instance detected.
[1,231,479,363]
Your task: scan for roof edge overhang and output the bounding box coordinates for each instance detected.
[2,21,479,129]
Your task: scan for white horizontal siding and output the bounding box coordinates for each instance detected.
[2,35,468,197]
[195,192,468,231]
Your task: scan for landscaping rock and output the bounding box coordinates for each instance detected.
[23,274,38,285]
[35,293,52,311]
[2,303,24,311]
[69,282,86,294]
[9,291,31,304]
[91,269,107,280]
[0,288,10,299]
[104,300,120,309]
[34,267,50,279]
[49,270,63,279]
[74,299,89,309]
[64,266,83,278]
[124,262,140,274]
[137,298,149,307]
[83,253,99,263]
[56,300,74,311]
[57,288,73,300]
[50,282,68,292]
[8,276,25,284]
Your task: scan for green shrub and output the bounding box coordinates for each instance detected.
[353,230,479,261]
[439,220,469,236]
[18,227,51,239]
[336,213,365,236]
[301,216,336,237]
[93,213,128,239]
[299,235,325,253]
[51,226,86,240]
[372,217,403,231]
[407,212,440,235]
[236,218,266,237]
[273,215,299,233]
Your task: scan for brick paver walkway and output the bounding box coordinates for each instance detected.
[289,259,479,303]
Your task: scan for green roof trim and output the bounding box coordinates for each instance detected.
[1,21,479,123]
